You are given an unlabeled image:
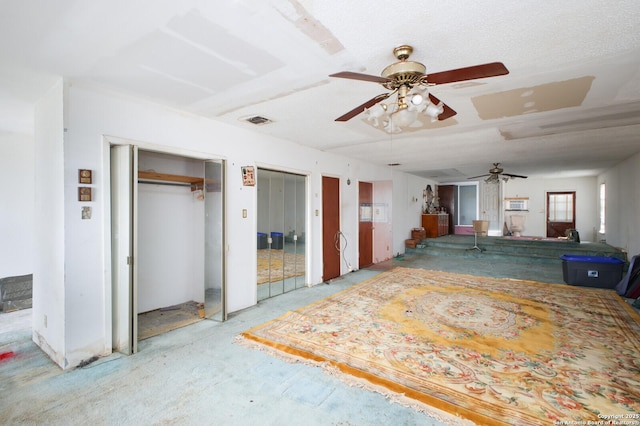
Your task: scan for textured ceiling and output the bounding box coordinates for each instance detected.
[1,0,639,181]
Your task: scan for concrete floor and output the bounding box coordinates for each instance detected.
[0,254,632,426]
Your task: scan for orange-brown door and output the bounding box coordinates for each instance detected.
[359,181,373,268]
[547,191,576,238]
[322,176,341,281]
[438,185,457,234]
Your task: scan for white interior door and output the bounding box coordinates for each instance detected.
[110,144,138,354]
[480,182,501,235]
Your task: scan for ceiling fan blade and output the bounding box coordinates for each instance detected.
[467,174,491,179]
[427,62,509,85]
[329,71,392,84]
[335,93,391,122]
[502,173,528,179]
[428,94,457,121]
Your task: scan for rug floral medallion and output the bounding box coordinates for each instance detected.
[240,267,640,425]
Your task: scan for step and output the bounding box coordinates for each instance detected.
[0,274,33,312]
[409,245,563,265]
[406,235,627,266]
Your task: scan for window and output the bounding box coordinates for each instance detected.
[599,183,606,234]
[548,193,574,222]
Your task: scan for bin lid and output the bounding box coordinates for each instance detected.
[560,254,624,264]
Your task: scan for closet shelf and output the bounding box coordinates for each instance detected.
[138,171,221,192]
[138,171,204,191]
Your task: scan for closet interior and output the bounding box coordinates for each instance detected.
[136,150,224,339]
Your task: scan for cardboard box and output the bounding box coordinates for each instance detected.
[411,228,426,240]
[560,255,624,288]
[405,239,418,249]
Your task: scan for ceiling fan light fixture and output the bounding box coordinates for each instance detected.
[391,107,418,128]
[424,101,445,122]
[365,103,388,127]
[485,174,499,184]
[408,93,424,105]
[330,46,508,132]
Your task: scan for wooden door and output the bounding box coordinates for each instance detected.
[438,185,457,234]
[547,191,576,238]
[358,181,373,268]
[322,176,341,281]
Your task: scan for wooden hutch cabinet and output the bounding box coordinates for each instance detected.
[421,214,449,238]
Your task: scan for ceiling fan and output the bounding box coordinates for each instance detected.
[468,163,528,182]
[329,45,509,132]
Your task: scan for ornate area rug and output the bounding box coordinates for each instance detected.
[256,249,305,284]
[240,267,640,425]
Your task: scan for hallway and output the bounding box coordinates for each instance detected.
[0,254,626,425]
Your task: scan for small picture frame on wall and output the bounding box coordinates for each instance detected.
[79,169,92,184]
[241,166,255,186]
[78,187,92,202]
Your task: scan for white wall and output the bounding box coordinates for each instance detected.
[373,180,392,263]
[392,173,437,255]
[502,176,598,240]
[0,132,34,279]
[49,81,403,368]
[33,79,66,367]
[598,152,640,256]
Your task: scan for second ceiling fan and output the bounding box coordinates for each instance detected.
[468,163,528,182]
[330,45,509,133]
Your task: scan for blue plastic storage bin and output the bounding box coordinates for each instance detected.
[560,255,624,288]
[257,232,268,249]
[270,232,283,249]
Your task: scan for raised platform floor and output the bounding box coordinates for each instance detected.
[406,234,627,267]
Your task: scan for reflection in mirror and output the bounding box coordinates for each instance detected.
[294,174,306,289]
[257,169,306,301]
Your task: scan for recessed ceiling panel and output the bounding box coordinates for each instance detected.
[472,76,595,119]
[89,31,241,104]
[166,10,284,77]
[88,10,286,107]
[499,101,640,140]
[91,63,211,105]
[409,169,466,180]
[128,31,252,91]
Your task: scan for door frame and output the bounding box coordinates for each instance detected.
[104,136,228,354]
[546,191,576,238]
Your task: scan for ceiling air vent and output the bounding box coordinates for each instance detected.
[245,116,272,125]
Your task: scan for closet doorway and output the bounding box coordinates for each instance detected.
[256,169,307,301]
[111,145,225,355]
